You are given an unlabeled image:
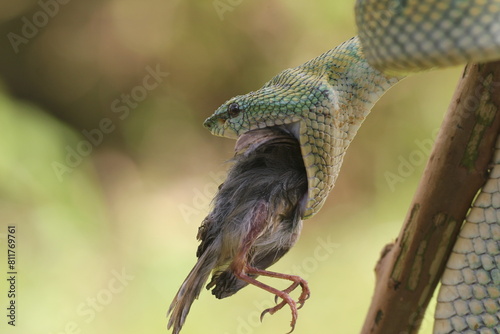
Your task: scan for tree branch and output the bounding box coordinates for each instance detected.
[360,62,500,334]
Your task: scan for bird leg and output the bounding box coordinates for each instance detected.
[229,201,309,333]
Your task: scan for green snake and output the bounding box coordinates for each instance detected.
[203,0,500,332]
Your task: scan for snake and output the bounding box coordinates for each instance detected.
[203,1,500,332]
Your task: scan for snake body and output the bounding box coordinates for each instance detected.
[356,0,500,74]
[434,139,500,333]
[204,1,500,332]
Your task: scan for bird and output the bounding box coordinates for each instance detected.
[167,127,310,334]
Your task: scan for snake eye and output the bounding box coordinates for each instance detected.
[228,103,241,118]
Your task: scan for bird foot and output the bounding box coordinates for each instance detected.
[257,276,310,333]
[261,290,298,333]
[273,279,311,309]
[233,267,310,333]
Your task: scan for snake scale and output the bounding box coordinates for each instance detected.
[435,137,500,333]
[203,0,500,332]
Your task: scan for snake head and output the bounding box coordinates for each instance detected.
[203,94,259,139]
[203,88,307,139]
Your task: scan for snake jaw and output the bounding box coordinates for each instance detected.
[203,113,237,138]
[204,115,272,139]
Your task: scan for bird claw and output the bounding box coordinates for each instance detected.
[259,307,270,322]
[235,267,310,333]
[260,279,310,333]
[297,282,311,309]
[260,294,297,333]
[273,280,311,309]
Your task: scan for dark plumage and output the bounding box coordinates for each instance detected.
[168,127,309,334]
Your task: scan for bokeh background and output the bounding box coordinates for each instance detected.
[0,1,464,333]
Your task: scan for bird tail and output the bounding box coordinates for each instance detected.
[167,248,218,334]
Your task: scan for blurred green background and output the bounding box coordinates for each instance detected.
[0,1,464,333]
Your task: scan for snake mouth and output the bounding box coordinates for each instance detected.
[204,115,238,139]
[235,126,309,218]
[278,122,301,143]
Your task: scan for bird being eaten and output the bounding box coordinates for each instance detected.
[167,127,310,334]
